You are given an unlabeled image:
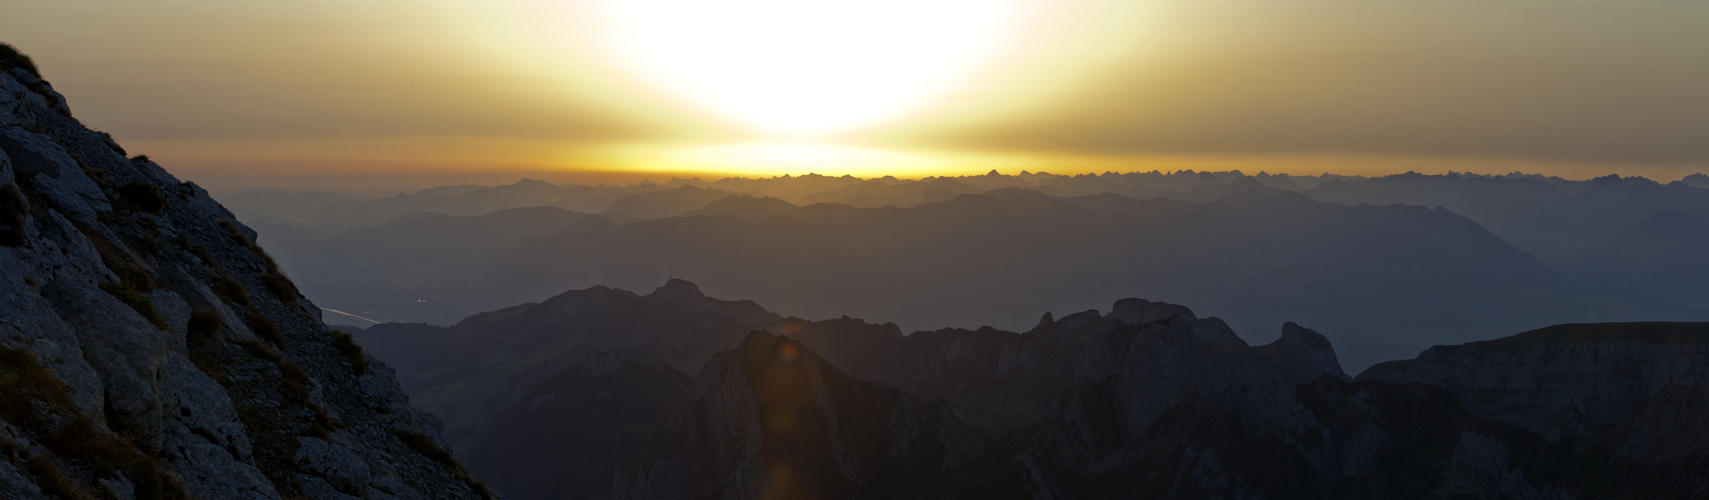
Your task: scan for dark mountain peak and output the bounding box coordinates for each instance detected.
[650,277,705,299]
[1036,311,1056,330]
[1680,172,1709,188]
[1110,298,1197,327]
[1265,322,1349,380]
[653,323,989,498]
[507,178,554,188]
[734,328,781,354]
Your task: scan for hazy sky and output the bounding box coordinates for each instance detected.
[3,0,1706,191]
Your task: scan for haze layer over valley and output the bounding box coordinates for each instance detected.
[230,171,1709,370]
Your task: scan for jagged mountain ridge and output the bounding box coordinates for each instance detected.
[349,280,1709,498]
[0,46,487,498]
[231,168,1709,342]
[461,348,692,500]
[352,279,781,437]
[275,181,1706,370]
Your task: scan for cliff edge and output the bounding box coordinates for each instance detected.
[0,43,490,499]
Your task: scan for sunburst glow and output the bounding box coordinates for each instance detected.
[589,0,1036,137]
[616,140,956,177]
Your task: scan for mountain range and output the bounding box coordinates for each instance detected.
[348,280,1709,499]
[286,185,1705,370]
[7,43,1709,499]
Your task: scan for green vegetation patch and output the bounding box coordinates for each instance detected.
[99,282,167,331]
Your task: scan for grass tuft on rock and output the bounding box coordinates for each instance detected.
[0,42,42,79]
[392,429,496,498]
[116,181,167,214]
[330,328,368,374]
[99,281,167,330]
[0,345,192,499]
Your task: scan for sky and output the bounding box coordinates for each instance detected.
[3,0,1707,192]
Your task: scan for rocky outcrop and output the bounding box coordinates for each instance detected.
[470,287,1708,498]
[461,348,690,500]
[353,279,782,441]
[1361,322,1709,456]
[0,45,488,498]
[617,331,991,499]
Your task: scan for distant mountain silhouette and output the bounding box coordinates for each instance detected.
[222,178,668,231]
[232,170,1709,365]
[678,194,802,220]
[272,187,1709,368]
[1680,172,1709,189]
[351,279,779,435]
[358,282,1709,498]
[1561,209,1709,306]
[796,177,981,207]
[263,206,602,324]
[601,184,741,219]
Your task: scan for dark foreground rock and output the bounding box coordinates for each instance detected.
[0,45,490,499]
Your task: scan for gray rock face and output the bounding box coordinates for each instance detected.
[461,348,691,500]
[0,57,489,498]
[1360,322,1709,454]
[617,331,992,499]
[353,278,783,438]
[567,290,1708,498]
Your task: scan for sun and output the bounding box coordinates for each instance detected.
[588,0,1036,137]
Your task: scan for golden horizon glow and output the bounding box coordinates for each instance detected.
[3,1,1707,190]
[587,0,1038,137]
[626,141,956,177]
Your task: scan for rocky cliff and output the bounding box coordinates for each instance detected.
[461,349,690,500]
[438,282,1708,498]
[352,278,781,446]
[615,331,991,499]
[1361,322,1709,461]
[0,44,489,499]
